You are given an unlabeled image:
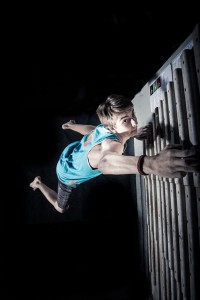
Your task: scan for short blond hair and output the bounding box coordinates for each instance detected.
[96,94,134,127]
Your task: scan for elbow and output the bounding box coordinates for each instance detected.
[98,156,111,174]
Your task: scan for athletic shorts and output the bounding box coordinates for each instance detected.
[57,181,73,209]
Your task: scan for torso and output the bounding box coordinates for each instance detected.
[56,124,129,188]
[88,138,126,169]
[87,144,102,169]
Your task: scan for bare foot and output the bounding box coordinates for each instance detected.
[30,176,41,191]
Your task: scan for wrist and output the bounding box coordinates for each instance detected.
[137,155,149,175]
[142,155,155,175]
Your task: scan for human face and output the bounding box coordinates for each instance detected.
[111,109,138,137]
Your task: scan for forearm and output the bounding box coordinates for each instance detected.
[98,152,178,177]
[70,124,95,135]
[62,123,95,135]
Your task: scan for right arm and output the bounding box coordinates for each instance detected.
[98,141,200,178]
[62,120,95,135]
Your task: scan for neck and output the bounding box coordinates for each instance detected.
[107,127,130,144]
[116,133,130,144]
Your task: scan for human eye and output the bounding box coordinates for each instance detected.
[123,118,130,124]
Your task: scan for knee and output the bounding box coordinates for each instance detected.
[54,202,65,214]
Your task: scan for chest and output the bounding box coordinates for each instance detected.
[87,144,102,169]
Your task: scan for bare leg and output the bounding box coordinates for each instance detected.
[29,176,65,213]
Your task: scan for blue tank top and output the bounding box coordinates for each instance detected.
[56,124,121,188]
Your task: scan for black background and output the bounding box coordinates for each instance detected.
[5,3,200,299]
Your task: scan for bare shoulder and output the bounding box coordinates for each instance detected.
[101,139,123,153]
[88,139,123,169]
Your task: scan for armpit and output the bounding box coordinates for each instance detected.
[101,139,123,154]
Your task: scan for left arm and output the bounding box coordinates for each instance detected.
[62,120,95,135]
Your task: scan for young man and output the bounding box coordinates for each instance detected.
[30,94,200,213]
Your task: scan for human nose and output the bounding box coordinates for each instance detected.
[131,118,137,127]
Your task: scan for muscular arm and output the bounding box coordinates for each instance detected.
[97,141,200,178]
[62,120,95,135]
